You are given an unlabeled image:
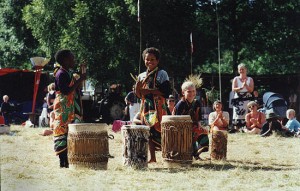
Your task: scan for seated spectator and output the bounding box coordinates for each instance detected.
[261,111,293,137]
[244,101,266,134]
[124,85,140,121]
[208,100,229,131]
[166,95,176,115]
[284,109,300,134]
[46,83,56,116]
[39,97,49,127]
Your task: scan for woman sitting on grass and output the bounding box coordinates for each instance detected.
[244,101,266,134]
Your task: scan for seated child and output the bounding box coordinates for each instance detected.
[261,111,293,137]
[284,109,300,134]
[173,81,209,160]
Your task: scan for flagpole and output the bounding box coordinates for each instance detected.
[216,2,222,102]
[138,0,141,74]
[190,51,192,75]
[211,0,222,102]
[190,32,193,75]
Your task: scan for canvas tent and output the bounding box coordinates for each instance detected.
[0,68,49,111]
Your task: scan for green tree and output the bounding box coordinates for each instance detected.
[23,0,76,57]
[64,0,141,88]
[23,0,198,90]
[245,0,300,74]
[5,0,297,82]
[194,0,300,75]
[0,0,38,68]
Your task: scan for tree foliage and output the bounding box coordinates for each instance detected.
[194,0,300,75]
[0,0,38,68]
[0,0,299,87]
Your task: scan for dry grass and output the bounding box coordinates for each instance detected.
[1,125,300,191]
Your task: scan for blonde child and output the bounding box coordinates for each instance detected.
[284,109,300,134]
[173,81,209,160]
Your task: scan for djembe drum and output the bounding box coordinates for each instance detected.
[68,123,114,170]
[121,125,150,169]
[161,115,193,167]
[210,130,228,160]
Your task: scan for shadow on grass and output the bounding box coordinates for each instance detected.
[149,159,299,172]
[192,160,297,171]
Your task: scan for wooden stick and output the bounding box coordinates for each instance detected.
[80,61,87,91]
[130,73,138,82]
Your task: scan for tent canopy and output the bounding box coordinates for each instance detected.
[0,68,49,104]
[0,68,30,76]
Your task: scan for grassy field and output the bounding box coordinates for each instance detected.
[1,125,300,191]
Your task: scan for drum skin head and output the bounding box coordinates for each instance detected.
[121,125,150,130]
[162,115,192,121]
[68,123,108,133]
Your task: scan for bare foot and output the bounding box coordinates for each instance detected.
[148,159,156,163]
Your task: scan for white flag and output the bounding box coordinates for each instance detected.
[137,0,140,22]
[190,32,193,53]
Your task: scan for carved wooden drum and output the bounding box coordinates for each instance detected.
[121,125,150,169]
[210,130,228,160]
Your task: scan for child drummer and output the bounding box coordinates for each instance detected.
[173,81,209,160]
[134,47,171,163]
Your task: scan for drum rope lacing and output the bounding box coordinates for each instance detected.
[161,120,193,162]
